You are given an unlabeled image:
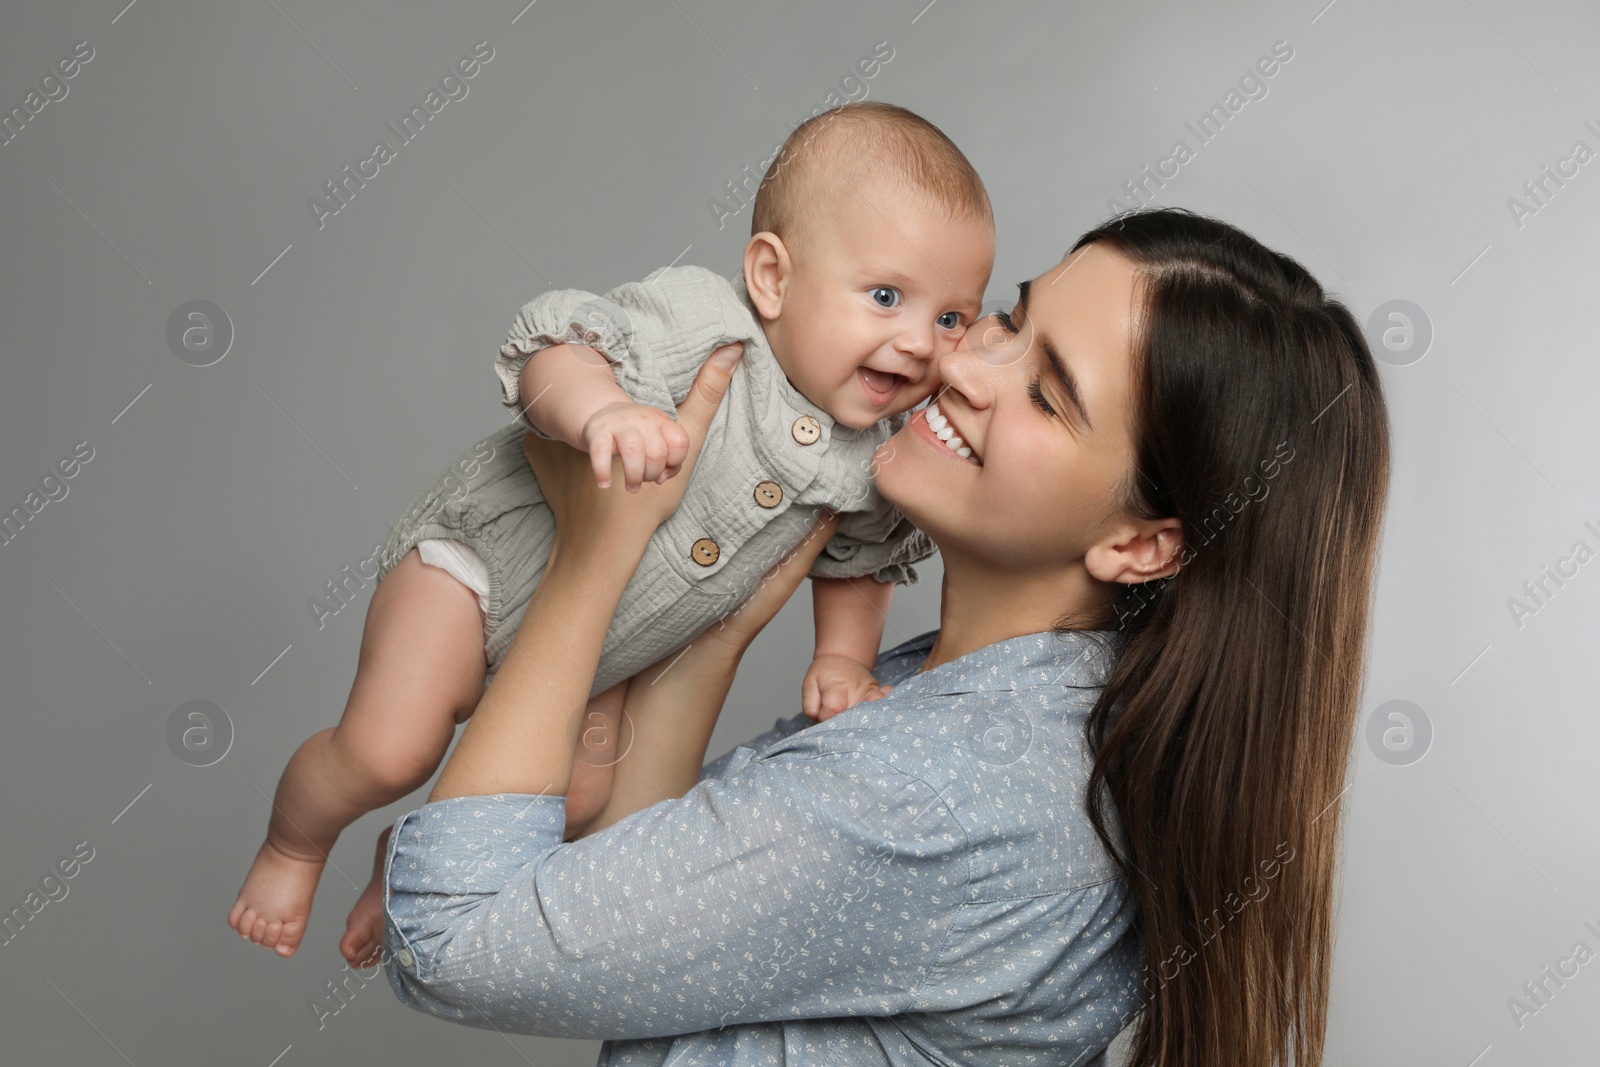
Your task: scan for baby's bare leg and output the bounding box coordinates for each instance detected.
[229,548,486,959]
[564,680,629,840]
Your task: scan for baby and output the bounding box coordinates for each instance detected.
[229,101,995,965]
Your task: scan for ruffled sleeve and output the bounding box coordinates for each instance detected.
[808,503,937,586]
[493,265,762,436]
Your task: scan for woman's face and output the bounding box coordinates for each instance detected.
[873,242,1145,571]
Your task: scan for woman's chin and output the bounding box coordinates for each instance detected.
[871,436,944,536]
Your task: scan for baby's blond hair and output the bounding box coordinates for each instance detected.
[751,102,992,254]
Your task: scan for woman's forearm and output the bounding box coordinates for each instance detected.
[576,515,842,833]
[428,526,648,803]
[577,638,745,836]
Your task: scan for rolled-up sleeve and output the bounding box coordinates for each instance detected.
[381,748,967,1040]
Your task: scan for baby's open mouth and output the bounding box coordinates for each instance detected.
[857,367,906,403]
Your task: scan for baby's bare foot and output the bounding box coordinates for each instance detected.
[228,838,325,958]
[340,828,391,969]
[340,876,385,970]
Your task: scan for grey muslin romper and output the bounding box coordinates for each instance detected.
[374,264,934,695]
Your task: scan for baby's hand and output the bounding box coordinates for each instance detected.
[802,654,893,722]
[580,401,692,492]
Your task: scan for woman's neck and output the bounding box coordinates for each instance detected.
[925,549,1109,670]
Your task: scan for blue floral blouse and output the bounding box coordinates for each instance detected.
[381,628,1144,1065]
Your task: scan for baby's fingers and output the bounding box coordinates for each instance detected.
[819,679,854,719]
[640,430,669,486]
[660,422,692,483]
[802,675,822,720]
[590,435,616,489]
[617,428,646,492]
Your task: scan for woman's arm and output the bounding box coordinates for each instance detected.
[575,511,840,837]
[383,713,970,1039]
[425,342,745,804]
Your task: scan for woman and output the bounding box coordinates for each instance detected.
[380,207,1390,1067]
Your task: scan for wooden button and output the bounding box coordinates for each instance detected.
[791,414,822,445]
[690,537,720,566]
[753,481,783,508]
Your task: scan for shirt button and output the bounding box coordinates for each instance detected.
[395,947,414,968]
[791,414,822,445]
[753,480,783,508]
[691,537,720,566]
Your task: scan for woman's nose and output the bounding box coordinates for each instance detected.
[934,327,997,409]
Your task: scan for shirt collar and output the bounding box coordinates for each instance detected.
[875,628,1124,700]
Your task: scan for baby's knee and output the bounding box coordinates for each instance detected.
[327,726,442,801]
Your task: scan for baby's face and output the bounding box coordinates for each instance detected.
[762,186,993,430]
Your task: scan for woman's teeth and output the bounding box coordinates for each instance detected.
[926,400,974,460]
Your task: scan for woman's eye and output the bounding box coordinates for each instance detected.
[869,287,901,308]
[994,309,1019,334]
[936,311,961,330]
[1027,375,1057,417]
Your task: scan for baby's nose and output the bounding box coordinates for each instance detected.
[895,323,935,358]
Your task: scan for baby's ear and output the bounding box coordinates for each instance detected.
[743,232,790,320]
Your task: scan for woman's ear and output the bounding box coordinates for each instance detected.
[743,232,791,321]
[1084,517,1185,585]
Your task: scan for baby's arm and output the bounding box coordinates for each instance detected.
[803,576,894,721]
[519,343,690,491]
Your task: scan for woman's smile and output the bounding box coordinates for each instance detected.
[912,395,979,463]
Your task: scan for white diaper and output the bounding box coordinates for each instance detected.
[415,538,491,617]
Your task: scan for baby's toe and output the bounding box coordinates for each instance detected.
[346,935,378,968]
[275,919,306,957]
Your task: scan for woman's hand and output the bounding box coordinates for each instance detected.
[524,341,745,555]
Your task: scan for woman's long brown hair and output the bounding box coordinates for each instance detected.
[1068,208,1390,1066]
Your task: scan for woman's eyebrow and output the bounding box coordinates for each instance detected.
[1017,280,1093,430]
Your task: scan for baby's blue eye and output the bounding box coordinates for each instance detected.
[869,287,901,308]
[937,311,961,330]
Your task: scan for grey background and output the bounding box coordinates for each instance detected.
[1,0,1596,1064]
